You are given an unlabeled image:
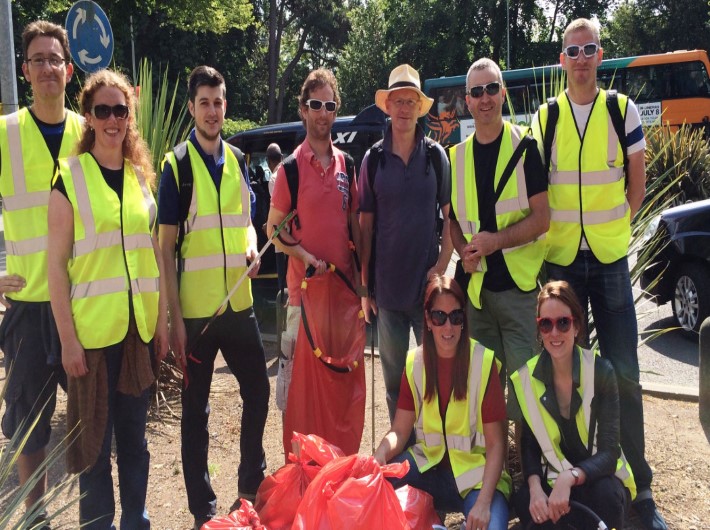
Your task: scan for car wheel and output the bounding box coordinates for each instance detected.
[672,263,710,337]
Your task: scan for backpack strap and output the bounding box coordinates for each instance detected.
[366,140,385,192]
[494,134,535,203]
[282,154,300,229]
[543,96,559,174]
[606,89,629,183]
[174,141,193,268]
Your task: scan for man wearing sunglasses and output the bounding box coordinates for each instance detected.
[531,18,666,530]
[0,21,82,529]
[449,58,549,441]
[158,66,269,530]
[267,68,363,423]
[359,64,453,422]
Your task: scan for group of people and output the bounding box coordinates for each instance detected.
[0,15,667,530]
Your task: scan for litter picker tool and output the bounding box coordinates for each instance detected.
[370,321,376,455]
[184,210,296,364]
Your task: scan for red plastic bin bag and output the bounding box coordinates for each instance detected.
[283,267,366,457]
[201,499,264,529]
[255,433,345,530]
[293,454,416,529]
[395,484,442,530]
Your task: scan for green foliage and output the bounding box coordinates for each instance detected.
[338,0,391,115]
[154,0,253,34]
[0,368,80,528]
[604,0,710,58]
[222,118,260,139]
[644,124,710,205]
[135,59,192,182]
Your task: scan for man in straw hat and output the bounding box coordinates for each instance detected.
[359,64,453,421]
[448,58,549,438]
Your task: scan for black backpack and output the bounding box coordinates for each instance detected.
[173,140,247,257]
[365,137,445,297]
[542,90,628,182]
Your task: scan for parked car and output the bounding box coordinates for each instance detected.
[639,198,710,337]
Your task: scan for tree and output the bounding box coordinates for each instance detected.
[604,0,710,57]
[262,0,352,123]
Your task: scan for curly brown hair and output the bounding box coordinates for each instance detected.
[76,69,156,187]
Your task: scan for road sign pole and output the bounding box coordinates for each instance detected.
[0,0,19,115]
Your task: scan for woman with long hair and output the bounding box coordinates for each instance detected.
[47,69,168,529]
[374,274,510,530]
[511,280,635,529]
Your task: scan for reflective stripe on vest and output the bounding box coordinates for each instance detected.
[512,347,636,499]
[60,154,159,348]
[165,141,252,318]
[545,90,631,265]
[406,340,512,498]
[0,108,84,301]
[449,121,545,309]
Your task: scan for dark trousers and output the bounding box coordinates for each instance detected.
[514,475,629,530]
[181,306,269,519]
[546,253,653,493]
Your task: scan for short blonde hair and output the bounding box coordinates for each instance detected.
[465,58,504,93]
[562,18,601,48]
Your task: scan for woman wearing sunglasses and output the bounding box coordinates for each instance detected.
[374,274,511,530]
[511,281,635,529]
[47,69,168,529]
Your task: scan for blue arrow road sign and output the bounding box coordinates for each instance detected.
[65,1,114,73]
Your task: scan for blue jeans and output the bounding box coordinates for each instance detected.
[79,342,150,530]
[546,253,653,493]
[377,306,423,421]
[388,451,509,530]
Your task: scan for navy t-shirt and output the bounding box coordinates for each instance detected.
[158,129,254,225]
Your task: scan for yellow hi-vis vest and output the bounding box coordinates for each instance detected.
[537,90,630,266]
[510,346,636,499]
[58,154,159,349]
[0,108,83,301]
[405,339,512,499]
[163,141,252,318]
[449,121,546,309]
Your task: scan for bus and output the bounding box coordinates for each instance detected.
[424,49,710,146]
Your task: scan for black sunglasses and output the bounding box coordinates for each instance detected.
[537,316,574,334]
[305,99,337,112]
[92,104,130,120]
[563,42,599,59]
[469,82,501,98]
[429,309,465,327]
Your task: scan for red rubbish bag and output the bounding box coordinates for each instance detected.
[201,499,264,530]
[293,454,439,530]
[283,267,366,457]
[255,433,345,530]
[395,484,442,530]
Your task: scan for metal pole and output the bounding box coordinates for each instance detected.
[506,0,511,70]
[0,0,19,114]
[130,16,136,82]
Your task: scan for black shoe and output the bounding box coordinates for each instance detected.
[28,510,51,530]
[193,516,212,530]
[634,498,668,530]
[229,491,257,512]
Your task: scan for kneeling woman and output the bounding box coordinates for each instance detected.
[511,281,635,529]
[48,69,168,529]
[374,275,511,530]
